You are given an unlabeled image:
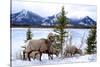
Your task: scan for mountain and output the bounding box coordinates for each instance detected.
[41,15,58,26]
[79,16,96,26]
[42,15,96,27]
[11,9,96,28]
[11,9,44,27]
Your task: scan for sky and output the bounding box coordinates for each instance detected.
[12,0,97,20]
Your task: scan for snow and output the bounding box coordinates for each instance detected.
[12,54,96,67]
[11,28,96,67]
[79,21,88,26]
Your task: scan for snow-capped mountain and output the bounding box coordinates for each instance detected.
[11,9,44,26]
[42,15,96,27]
[42,15,58,26]
[79,16,96,26]
[11,9,96,27]
[69,16,96,27]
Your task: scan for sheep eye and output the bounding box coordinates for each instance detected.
[49,37,51,39]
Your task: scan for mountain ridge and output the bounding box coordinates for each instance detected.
[11,9,96,28]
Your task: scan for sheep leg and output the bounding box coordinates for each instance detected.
[51,54,53,60]
[27,50,33,61]
[27,52,31,61]
[39,52,42,61]
[48,54,50,60]
[23,51,26,60]
[49,53,53,60]
[48,53,51,60]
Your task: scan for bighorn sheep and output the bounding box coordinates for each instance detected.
[64,46,82,57]
[23,33,55,61]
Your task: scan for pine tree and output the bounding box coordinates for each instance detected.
[86,25,96,54]
[54,6,69,55]
[25,28,33,42]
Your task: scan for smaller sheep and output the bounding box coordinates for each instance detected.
[32,46,60,60]
[29,51,40,60]
[63,46,82,57]
[22,49,40,60]
[48,46,60,59]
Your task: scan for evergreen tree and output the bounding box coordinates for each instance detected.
[54,6,69,55]
[86,25,96,54]
[25,28,33,42]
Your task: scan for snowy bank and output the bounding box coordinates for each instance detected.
[12,54,96,67]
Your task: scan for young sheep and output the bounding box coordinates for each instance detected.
[48,46,60,59]
[29,46,60,60]
[29,51,40,60]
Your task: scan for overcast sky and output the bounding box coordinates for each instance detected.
[12,0,97,20]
